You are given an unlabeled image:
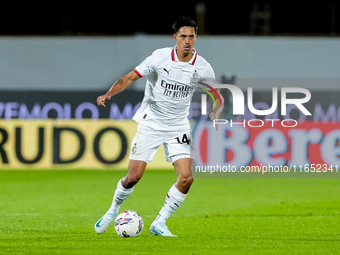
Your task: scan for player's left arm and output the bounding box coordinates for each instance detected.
[203,63,224,130]
[209,89,224,131]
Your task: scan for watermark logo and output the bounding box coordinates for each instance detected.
[190,78,340,178]
[195,80,312,128]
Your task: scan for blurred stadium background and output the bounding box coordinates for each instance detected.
[0,1,340,170]
[1,2,340,254]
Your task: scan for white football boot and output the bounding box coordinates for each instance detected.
[150,222,177,237]
[94,212,117,234]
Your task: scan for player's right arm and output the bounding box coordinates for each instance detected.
[97,70,140,107]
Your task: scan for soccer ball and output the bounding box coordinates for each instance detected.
[114,210,144,237]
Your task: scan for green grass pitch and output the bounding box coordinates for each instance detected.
[0,170,339,254]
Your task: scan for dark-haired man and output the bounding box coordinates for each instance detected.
[95,16,223,237]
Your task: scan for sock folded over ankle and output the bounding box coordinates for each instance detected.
[156,185,187,223]
[108,178,134,214]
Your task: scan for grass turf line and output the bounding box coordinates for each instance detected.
[0,170,339,254]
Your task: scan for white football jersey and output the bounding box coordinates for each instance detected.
[133,46,215,131]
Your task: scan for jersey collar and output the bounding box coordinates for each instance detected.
[172,46,197,65]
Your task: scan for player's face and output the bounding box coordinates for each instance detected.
[173,27,197,56]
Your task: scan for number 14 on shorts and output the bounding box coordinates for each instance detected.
[175,134,190,144]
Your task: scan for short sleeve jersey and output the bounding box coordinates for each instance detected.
[133,46,215,131]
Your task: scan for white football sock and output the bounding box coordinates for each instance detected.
[107,178,134,215]
[155,185,187,223]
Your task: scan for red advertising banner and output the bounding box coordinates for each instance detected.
[193,121,340,168]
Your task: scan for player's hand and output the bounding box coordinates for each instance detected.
[209,112,219,131]
[97,94,111,107]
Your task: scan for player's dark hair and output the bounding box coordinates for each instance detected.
[172,16,198,34]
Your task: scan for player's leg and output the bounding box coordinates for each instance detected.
[94,159,147,234]
[173,157,194,194]
[95,123,161,234]
[151,157,193,221]
[150,158,194,237]
[109,159,147,213]
[150,130,194,237]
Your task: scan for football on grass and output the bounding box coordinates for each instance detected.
[114,210,144,237]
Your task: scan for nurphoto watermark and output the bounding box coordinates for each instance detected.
[190,78,340,178]
[195,80,311,128]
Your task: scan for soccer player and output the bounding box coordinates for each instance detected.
[95,16,223,237]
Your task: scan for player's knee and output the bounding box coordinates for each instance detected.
[127,174,142,186]
[122,173,143,188]
[124,160,146,188]
[179,174,194,188]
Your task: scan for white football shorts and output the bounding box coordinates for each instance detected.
[129,123,194,164]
